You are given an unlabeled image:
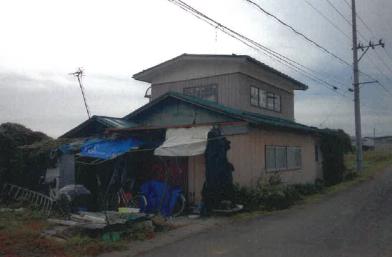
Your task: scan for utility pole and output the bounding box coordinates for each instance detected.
[351,0,362,172]
[351,0,384,172]
[70,68,91,119]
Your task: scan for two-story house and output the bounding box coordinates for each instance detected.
[135,54,306,120]
[62,54,323,204]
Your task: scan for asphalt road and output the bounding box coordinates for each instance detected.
[140,167,392,257]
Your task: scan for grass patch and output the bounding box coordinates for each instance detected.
[303,150,392,204]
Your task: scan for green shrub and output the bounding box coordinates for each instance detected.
[343,172,358,181]
[293,181,325,196]
[319,129,352,186]
[234,176,325,211]
[233,184,262,211]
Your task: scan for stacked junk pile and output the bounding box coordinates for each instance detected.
[0,125,242,240]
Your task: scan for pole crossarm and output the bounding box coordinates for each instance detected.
[358,80,378,85]
[357,39,385,62]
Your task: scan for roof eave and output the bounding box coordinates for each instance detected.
[133,54,309,90]
[132,54,187,83]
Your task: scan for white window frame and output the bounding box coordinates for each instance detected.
[265,145,302,172]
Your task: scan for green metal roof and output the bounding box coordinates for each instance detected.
[94,116,138,129]
[60,115,138,138]
[125,92,319,134]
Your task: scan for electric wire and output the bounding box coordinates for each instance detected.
[339,0,392,95]
[168,0,349,96]
[169,0,388,131]
[245,0,351,68]
[302,0,381,82]
[305,0,392,96]
[325,0,352,26]
[303,0,351,40]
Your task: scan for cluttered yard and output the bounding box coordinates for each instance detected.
[0,206,158,257]
[0,122,240,257]
[2,150,392,257]
[1,122,392,257]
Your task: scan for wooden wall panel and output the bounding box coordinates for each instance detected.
[151,72,295,120]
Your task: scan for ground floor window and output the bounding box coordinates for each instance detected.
[266,145,302,171]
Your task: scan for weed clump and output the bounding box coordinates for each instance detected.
[234,174,325,211]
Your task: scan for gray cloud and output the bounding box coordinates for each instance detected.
[0,71,148,137]
[0,0,391,138]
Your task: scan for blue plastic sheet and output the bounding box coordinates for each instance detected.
[79,138,143,160]
[139,180,182,217]
[59,139,101,154]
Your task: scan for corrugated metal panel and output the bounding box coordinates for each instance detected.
[60,116,139,138]
[96,116,138,129]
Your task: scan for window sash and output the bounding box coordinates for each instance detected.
[287,147,302,169]
[266,146,276,171]
[259,89,267,108]
[267,93,275,110]
[294,148,302,168]
[275,146,287,170]
[274,94,281,112]
[251,87,259,106]
[250,87,281,112]
[266,146,302,171]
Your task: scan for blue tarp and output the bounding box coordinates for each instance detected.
[79,138,143,160]
[58,139,101,154]
[139,180,183,217]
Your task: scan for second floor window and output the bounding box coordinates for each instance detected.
[184,84,218,102]
[250,86,281,112]
[251,87,259,106]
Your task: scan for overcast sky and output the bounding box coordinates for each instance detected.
[0,0,391,138]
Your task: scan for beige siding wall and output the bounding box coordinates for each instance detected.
[145,56,303,92]
[151,73,294,120]
[151,73,241,105]
[148,58,242,85]
[226,128,322,186]
[186,127,323,204]
[187,155,206,204]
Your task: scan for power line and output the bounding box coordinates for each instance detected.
[305,0,392,96]
[325,0,352,26]
[342,0,374,35]
[341,0,392,86]
[366,55,392,96]
[303,0,351,40]
[326,0,371,43]
[245,0,392,93]
[168,0,349,96]
[244,0,351,67]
